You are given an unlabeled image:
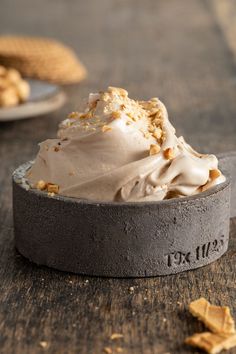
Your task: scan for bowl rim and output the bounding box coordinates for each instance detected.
[13,160,230,208]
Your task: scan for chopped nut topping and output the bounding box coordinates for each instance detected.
[102,125,112,132]
[53,146,60,152]
[152,127,162,140]
[152,117,162,126]
[108,86,128,97]
[103,347,112,354]
[36,180,47,191]
[47,183,59,194]
[149,144,161,156]
[111,111,121,119]
[100,92,110,101]
[163,148,174,160]
[209,169,221,180]
[79,113,87,119]
[156,110,162,119]
[68,111,79,119]
[47,192,55,197]
[39,341,48,349]
[149,108,159,117]
[144,132,151,139]
[110,333,124,340]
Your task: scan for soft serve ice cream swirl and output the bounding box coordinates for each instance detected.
[27,87,225,202]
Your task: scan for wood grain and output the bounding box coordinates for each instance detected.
[0,0,236,353]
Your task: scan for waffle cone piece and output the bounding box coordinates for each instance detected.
[185,332,236,354]
[189,298,235,334]
[185,298,236,353]
[0,36,87,84]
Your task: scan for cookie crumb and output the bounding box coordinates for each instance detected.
[110,333,124,340]
[39,341,48,349]
[128,286,134,293]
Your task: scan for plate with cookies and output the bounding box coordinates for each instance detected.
[0,65,66,122]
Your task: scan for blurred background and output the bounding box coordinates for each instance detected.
[1,0,236,159]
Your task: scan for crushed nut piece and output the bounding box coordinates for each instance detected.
[39,341,48,349]
[128,286,134,293]
[149,144,161,156]
[36,180,47,191]
[116,348,123,353]
[108,86,128,97]
[152,127,162,140]
[68,111,79,119]
[149,108,159,117]
[144,132,151,139]
[163,148,174,160]
[185,332,236,354]
[79,113,88,119]
[103,347,112,354]
[47,192,55,197]
[110,333,124,340]
[189,298,235,334]
[156,110,162,119]
[209,169,221,180]
[47,183,59,194]
[152,117,162,126]
[53,146,60,152]
[102,125,112,133]
[111,111,121,119]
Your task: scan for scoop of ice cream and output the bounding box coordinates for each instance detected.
[27,86,225,202]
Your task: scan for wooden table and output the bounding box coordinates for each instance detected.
[0,0,236,353]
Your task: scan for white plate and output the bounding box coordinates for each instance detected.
[0,79,66,122]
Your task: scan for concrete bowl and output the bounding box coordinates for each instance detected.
[13,161,231,277]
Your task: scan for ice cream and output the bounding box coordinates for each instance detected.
[27,87,225,202]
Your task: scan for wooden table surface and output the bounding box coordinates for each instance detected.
[0,0,236,353]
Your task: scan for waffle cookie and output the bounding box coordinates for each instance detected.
[189,298,235,335]
[0,36,87,84]
[185,332,236,354]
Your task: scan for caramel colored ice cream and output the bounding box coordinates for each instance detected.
[27,87,225,202]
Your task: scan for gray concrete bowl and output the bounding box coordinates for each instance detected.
[13,161,231,277]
